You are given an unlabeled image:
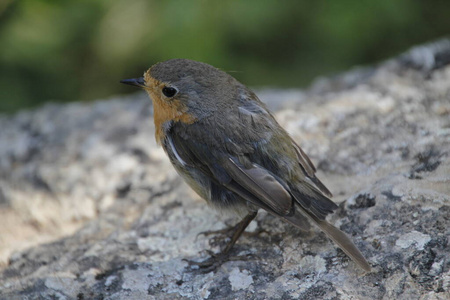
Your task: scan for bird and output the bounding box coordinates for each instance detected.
[120,58,371,272]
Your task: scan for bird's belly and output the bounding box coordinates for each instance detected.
[171,162,250,217]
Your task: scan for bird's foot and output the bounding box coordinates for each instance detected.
[184,250,254,273]
[186,212,259,273]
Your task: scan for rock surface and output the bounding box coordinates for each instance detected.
[1,40,449,299]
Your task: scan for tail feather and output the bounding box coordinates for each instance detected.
[288,205,371,272]
[283,210,311,232]
[290,185,338,220]
[313,217,371,272]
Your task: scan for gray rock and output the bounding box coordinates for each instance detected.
[0,40,449,299]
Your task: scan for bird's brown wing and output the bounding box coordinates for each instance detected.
[292,141,333,198]
[165,126,311,231]
[221,156,292,216]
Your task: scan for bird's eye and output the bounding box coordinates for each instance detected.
[162,86,177,98]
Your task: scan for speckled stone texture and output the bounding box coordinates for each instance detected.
[0,40,449,299]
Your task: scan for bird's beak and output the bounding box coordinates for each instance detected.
[120,77,146,88]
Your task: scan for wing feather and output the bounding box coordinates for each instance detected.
[292,141,333,198]
[222,157,293,216]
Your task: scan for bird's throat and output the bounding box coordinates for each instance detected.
[147,93,196,144]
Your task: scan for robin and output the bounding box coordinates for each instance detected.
[121,59,371,272]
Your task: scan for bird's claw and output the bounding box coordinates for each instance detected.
[183,252,228,273]
[184,252,254,273]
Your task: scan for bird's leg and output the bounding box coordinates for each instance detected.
[196,211,261,242]
[221,211,258,255]
[186,211,258,272]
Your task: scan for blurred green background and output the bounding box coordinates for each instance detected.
[1,0,449,113]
